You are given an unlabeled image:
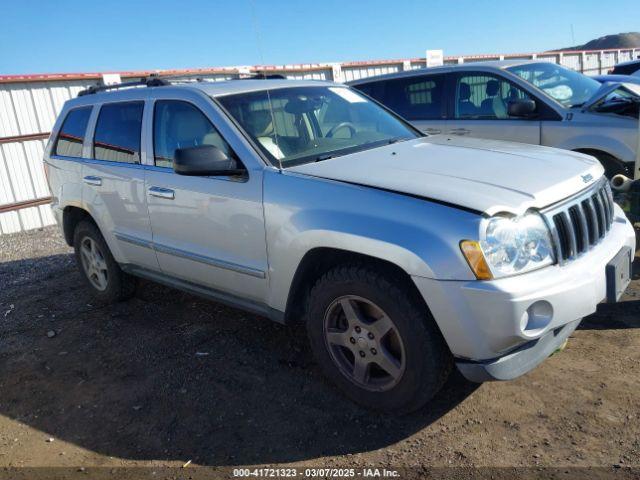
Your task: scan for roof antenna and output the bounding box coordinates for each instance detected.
[249,0,283,171]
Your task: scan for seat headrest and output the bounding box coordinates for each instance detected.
[459,82,471,101]
[486,80,500,96]
[244,110,273,137]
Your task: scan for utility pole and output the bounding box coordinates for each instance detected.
[570,24,575,46]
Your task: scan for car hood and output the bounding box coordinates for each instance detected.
[286,136,604,216]
[595,75,640,87]
[583,81,640,109]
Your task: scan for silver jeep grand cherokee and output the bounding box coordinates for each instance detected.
[44,77,636,413]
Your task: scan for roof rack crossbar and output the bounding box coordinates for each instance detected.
[232,73,287,80]
[77,76,170,97]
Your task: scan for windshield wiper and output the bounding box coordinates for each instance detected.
[594,96,639,110]
[294,138,411,167]
[606,96,638,104]
[387,136,413,144]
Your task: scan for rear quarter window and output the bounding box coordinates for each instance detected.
[54,107,92,157]
[354,75,445,120]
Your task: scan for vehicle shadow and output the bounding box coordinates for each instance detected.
[579,301,640,330]
[578,256,640,331]
[0,254,479,467]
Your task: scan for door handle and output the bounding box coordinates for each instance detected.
[148,186,175,200]
[83,175,102,186]
[424,128,442,134]
[448,128,471,135]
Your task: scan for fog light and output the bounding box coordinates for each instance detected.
[520,301,553,337]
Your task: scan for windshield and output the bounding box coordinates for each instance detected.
[217,86,419,167]
[590,86,640,117]
[506,62,601,108]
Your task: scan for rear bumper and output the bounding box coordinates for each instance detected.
[455,319,580,382]
[51,204,66,241]
[51,203,63,225]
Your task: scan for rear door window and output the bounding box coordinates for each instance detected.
[354,75,446,120]
[93,102,144,164]
[54,107,92,157]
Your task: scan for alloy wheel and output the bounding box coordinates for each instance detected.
[323,295,406,392]
[79,236,109,291]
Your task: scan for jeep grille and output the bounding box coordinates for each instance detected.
[541,178,615,264]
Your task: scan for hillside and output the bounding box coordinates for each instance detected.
[556,32,640,51]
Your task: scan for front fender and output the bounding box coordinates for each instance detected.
[264,170,481,311]
[554,134,635,164]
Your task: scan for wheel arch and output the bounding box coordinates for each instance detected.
[283,247,429,326]
[553,131,634,163]
[572,148,632,177]
[62,206,96,246]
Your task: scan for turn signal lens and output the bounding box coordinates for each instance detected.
[460,240,493,280]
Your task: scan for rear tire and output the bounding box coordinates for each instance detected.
[73,221,136,303]
[306,264,452,413]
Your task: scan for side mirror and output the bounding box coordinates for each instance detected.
[173,145,245,176]
[507,98,537,118]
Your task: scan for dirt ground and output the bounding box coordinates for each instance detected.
[0,227,638,479]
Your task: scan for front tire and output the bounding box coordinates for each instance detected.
[306,264,452,413]
[73,221,136,303]
[593,152,630,179]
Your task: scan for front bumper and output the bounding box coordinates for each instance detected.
[412,203,636,380]
[456,319,580,382]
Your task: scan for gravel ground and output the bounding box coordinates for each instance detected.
[0,226,638,479]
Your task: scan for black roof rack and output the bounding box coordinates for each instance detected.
[77,75,170,97]
[232,72,287,80]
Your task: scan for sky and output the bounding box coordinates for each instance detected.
[0,0,638,75]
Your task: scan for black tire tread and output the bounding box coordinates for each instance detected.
[593,151,629,179]
[73,220,136,303]
[306,262,452,414]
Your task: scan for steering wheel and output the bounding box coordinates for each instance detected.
[326,122,357,138]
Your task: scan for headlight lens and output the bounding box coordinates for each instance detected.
[479,212,555,278]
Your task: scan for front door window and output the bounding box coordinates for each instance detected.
[153,100,233,169]
[454,74,532,120]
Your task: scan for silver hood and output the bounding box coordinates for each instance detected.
[582,81,640,109]
[287,136,604,216]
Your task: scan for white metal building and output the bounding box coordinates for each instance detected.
[0,47,638,235]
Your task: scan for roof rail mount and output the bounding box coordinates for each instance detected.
[77,76,170,97]
[234,73,287,80]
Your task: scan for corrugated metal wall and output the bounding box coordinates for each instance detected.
[0,79,98,234]
[1,47,639,235]
[0,74,240,234]
[342,63,403,82]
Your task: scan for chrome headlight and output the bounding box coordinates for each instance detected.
[478,211,555,278]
